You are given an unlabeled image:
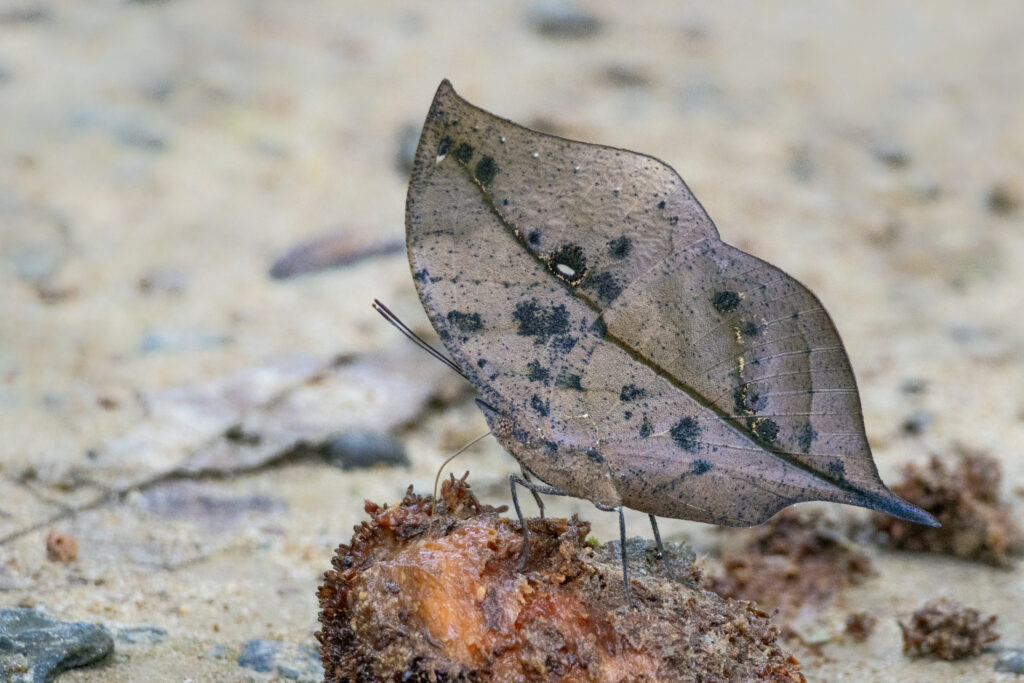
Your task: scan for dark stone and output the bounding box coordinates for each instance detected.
[237,639,281,673]
[324,432,409,470]
[0,608,114,682]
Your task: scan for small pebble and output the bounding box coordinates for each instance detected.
[115,625,168,645]
[870,136,911,169]
[324,431,409,470]
[987,183,1019,216]
[527,0,601,39]
[995,649,1024,674]
[45,530,78,563]
[237,639,281,673]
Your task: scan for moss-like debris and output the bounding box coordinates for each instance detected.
[317,474,805,682]
[872,450,1024,567]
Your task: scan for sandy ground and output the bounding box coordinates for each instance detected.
[2,1,1023,680]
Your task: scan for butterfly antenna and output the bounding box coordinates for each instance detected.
[428,430,491,535]
[372,299,468,380]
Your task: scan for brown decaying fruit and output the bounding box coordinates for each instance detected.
[317,475,804,682]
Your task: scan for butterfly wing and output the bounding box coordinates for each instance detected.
[406,80,936,527]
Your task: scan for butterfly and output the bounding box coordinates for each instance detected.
[402,80,937,600]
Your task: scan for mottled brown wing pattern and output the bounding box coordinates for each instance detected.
[405,80,936,527]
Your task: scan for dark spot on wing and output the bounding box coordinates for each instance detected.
[454,142,474,163]
[477,358,487,368]
[586,448,604,464]
[528,230,541,246]
[474,155,497,186]
[436,137,452,157]
[712,290,741,313]
[551,335,578,353]
[446,310,483,333]
[639,417,652,438]
[623,410,632,420]
[556,373,583,391]
[512,300,570,344]
[607,235,632,259]
[619,384,645,402]
[748,417,779,443]
[585,271,622,303]
[542,440,558,454]
[733,385,766,415]
[826,459,845,479]
[547,243,587,286]
[798,424,817,452]
[691,459,712,475]
[412,269,429,283]
[527,360,549,382]
[740,320,762,337]
[670,417,701,452]
[657,200,666,210]
[530,394,550,417]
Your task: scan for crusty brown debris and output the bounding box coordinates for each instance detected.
[706,509,872,624]
[45,530,78,563]
[872,451,1024,567]
[900,597,999,660]
[317,474,805,682]
[844,612,877,643]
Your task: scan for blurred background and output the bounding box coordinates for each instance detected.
[1,1,1022,680]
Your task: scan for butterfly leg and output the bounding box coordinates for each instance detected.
[649,514,664,559]
[618,506,633,607]
[520,467,546,519]
[592,502,635,606]
[509,475,567,572]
